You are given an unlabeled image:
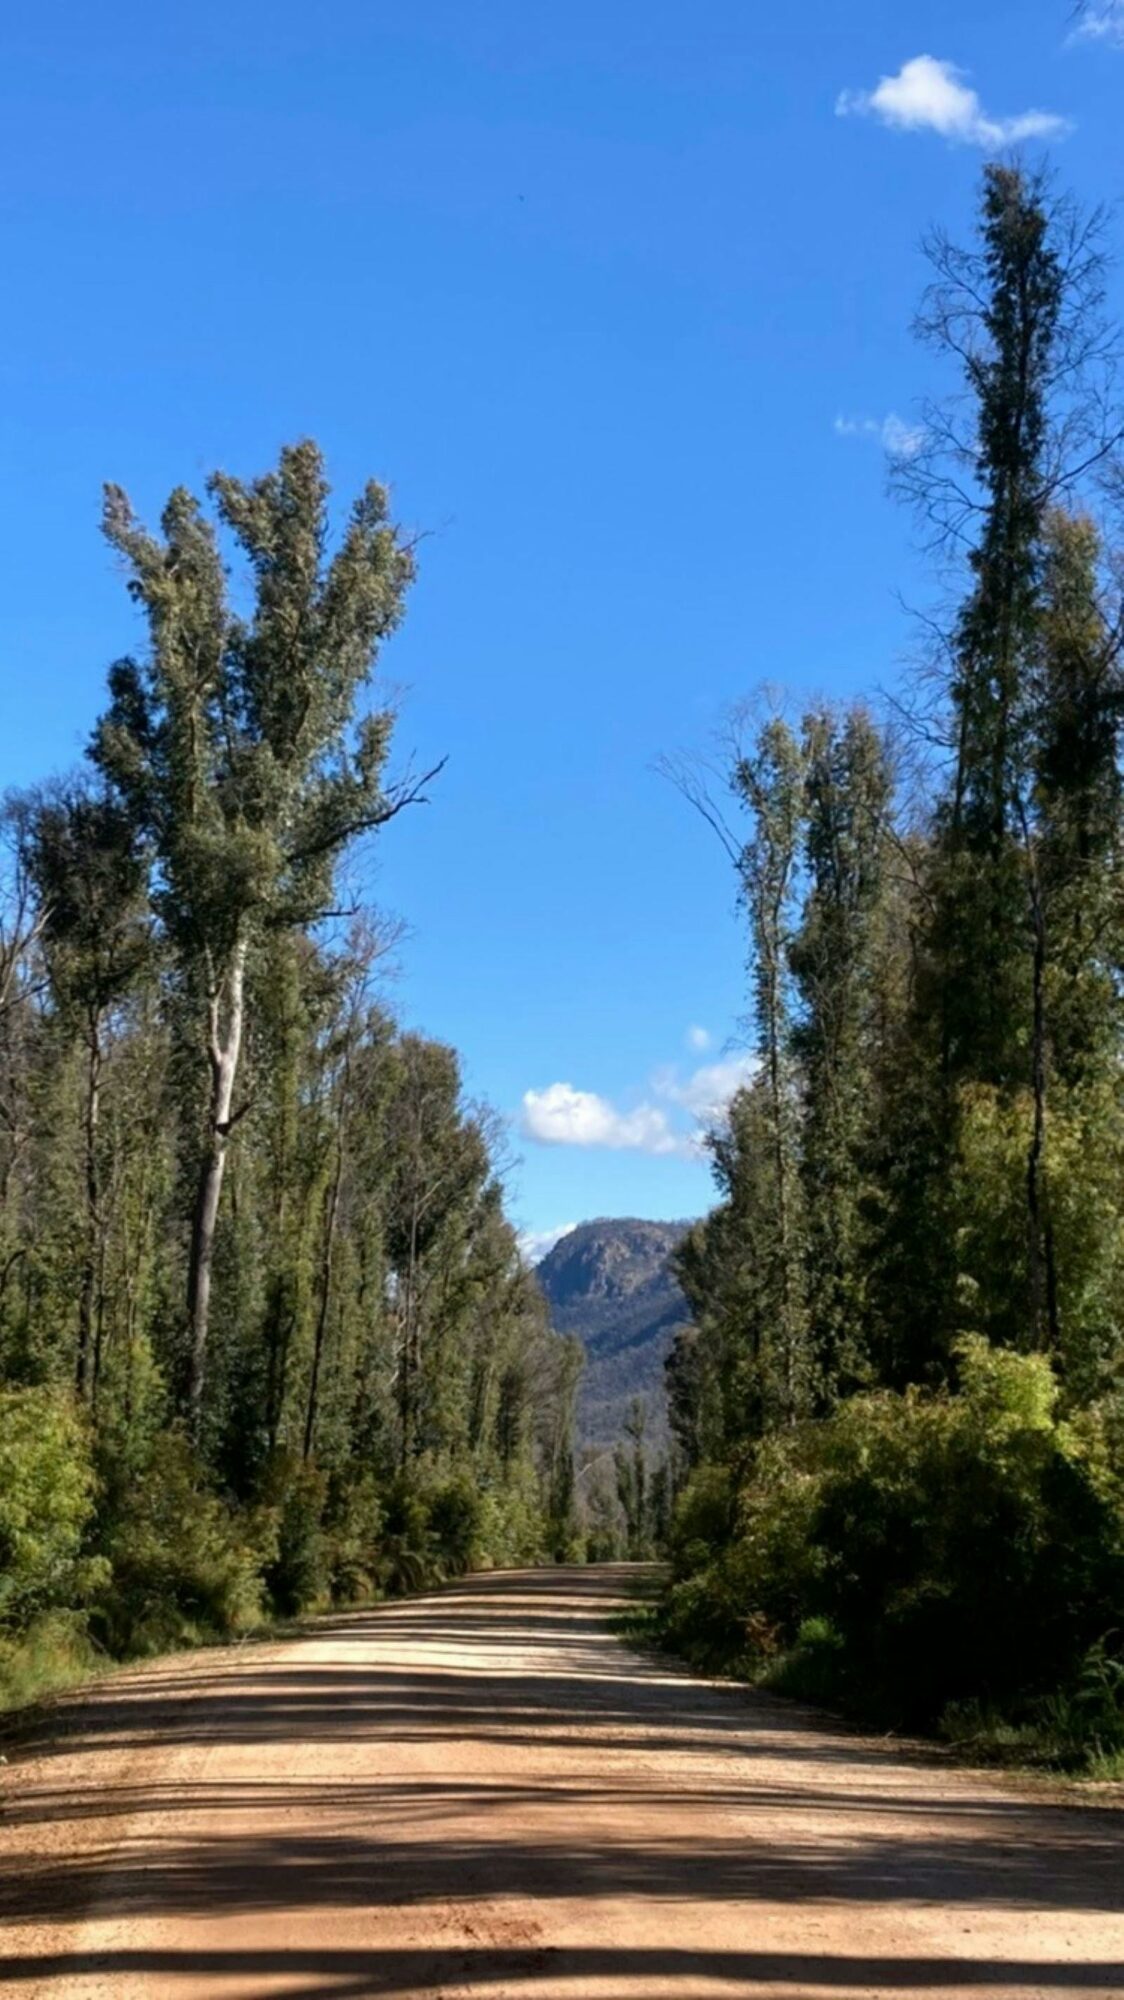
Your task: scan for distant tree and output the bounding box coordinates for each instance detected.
[615,1397,649,1556]
[730,717,809,1423]
[790,706,894,1402]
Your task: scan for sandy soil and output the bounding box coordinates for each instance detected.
[0,1564,1122,1998]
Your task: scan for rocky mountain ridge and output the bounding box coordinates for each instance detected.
[533,1217,692,1443]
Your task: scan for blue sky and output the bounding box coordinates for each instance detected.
[2,2,1122,1252]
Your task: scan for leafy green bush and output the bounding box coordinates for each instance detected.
[665,1340,1124,1731]
[943,1639,1124,1775]
[474,1465,549,1568]
[0,1386,101,1631]
[322,1471,384,1603]
[93,1432,265,1654]
[668,1462,735,1577]
[259,1456,329,1617]
[427,1473,483,1575]
[766,1615,847,1707]
[375,1477,441,1595]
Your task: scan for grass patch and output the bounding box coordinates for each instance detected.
[609,1566,665,1646]
[0,1613,110,1719]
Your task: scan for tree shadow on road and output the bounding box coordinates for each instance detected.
[2,1568,1121,1996]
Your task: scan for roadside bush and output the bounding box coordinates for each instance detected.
[668,1461,735,1578]
[0,1611,101,1713]
[259,1456,329,1617]
[322,1471,383,1603]
[664,1339,1124,1730]
[427,1472,483,1575]
[943,1638,1124,1775]
[474,1464,548,1569]
[93,1432,265,1654]
[664,1446,823,1669]
[375,1477,441,1595]
[0,1386,101,1631]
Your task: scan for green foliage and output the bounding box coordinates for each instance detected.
[943,1639,1124,1777]
[91,1432,265,1654]
[0,1612,103,1716]
[259,1456,329,1618]
[427,1473,483,1576]
[375,1478,442,1596]
[321,1472,384,1604]
[0,444,578,1710]
[0,1387,100,1629]
[665,1343,1124,1738]
[666,168,1124,1772]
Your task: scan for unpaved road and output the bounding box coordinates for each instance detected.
[1,1566,1122,1999]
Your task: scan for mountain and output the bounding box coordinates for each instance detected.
[534,1218,692,1444]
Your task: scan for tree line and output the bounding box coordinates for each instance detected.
[0,443,580,1697]
[663,166,1124,1771]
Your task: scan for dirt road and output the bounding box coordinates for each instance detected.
[1,1565,1122,1998]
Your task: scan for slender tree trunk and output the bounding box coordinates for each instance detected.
[764,930,800,1424]
[76,1019,102,1398]
[304,1107,346,1461]
[187,936,247,1432]
[1025,839,1060,1352]
[398,1193,422,1470]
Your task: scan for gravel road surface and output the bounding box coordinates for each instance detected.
[1,1565,1122,1997]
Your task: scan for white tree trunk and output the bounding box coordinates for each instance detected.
[187,935,247,1431]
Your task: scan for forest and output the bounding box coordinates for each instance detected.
[0,442,582,1704]
[4,163,1124,1781]
[662,164,1124,1773]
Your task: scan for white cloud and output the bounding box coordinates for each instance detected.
[656,1054,757,1124]
[520,1082,680,1156]
[519,1053,755,1161]
[1073,2,1124,41]
[836,55,1069,149]
[686,1024,712,1052]
[518,1222,576,1266]
[834,412,925,459]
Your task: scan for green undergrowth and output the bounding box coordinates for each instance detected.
[609,1569,664,1647]
[632,1595,1124,1782]
[0,1387,570,1727]
[0,1612,109,1719]
[650,1343,1124,1785]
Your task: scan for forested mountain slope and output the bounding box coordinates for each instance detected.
[534,1219,690,1442]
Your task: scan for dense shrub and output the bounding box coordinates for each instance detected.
[665,1340,1124,1731]
[0,1387,106,1709]
[322,1472,384,1603]
[427,1473,483,1575]
[474,1466,550,1569]
[92,1432,265,1654]
[375,1477,441,1595]
[0,1387,102,1630]
[259,1456,329,1617]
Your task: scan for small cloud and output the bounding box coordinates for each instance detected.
[1073,2,1124,41]
[519,1051,755,1161]
[657,1054,757,1124]
[686,1024,712,1053]
[836,54,1069,149]
[520,1082,680,1156]
[518,1222,576,1266]
[834,412,925,459]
